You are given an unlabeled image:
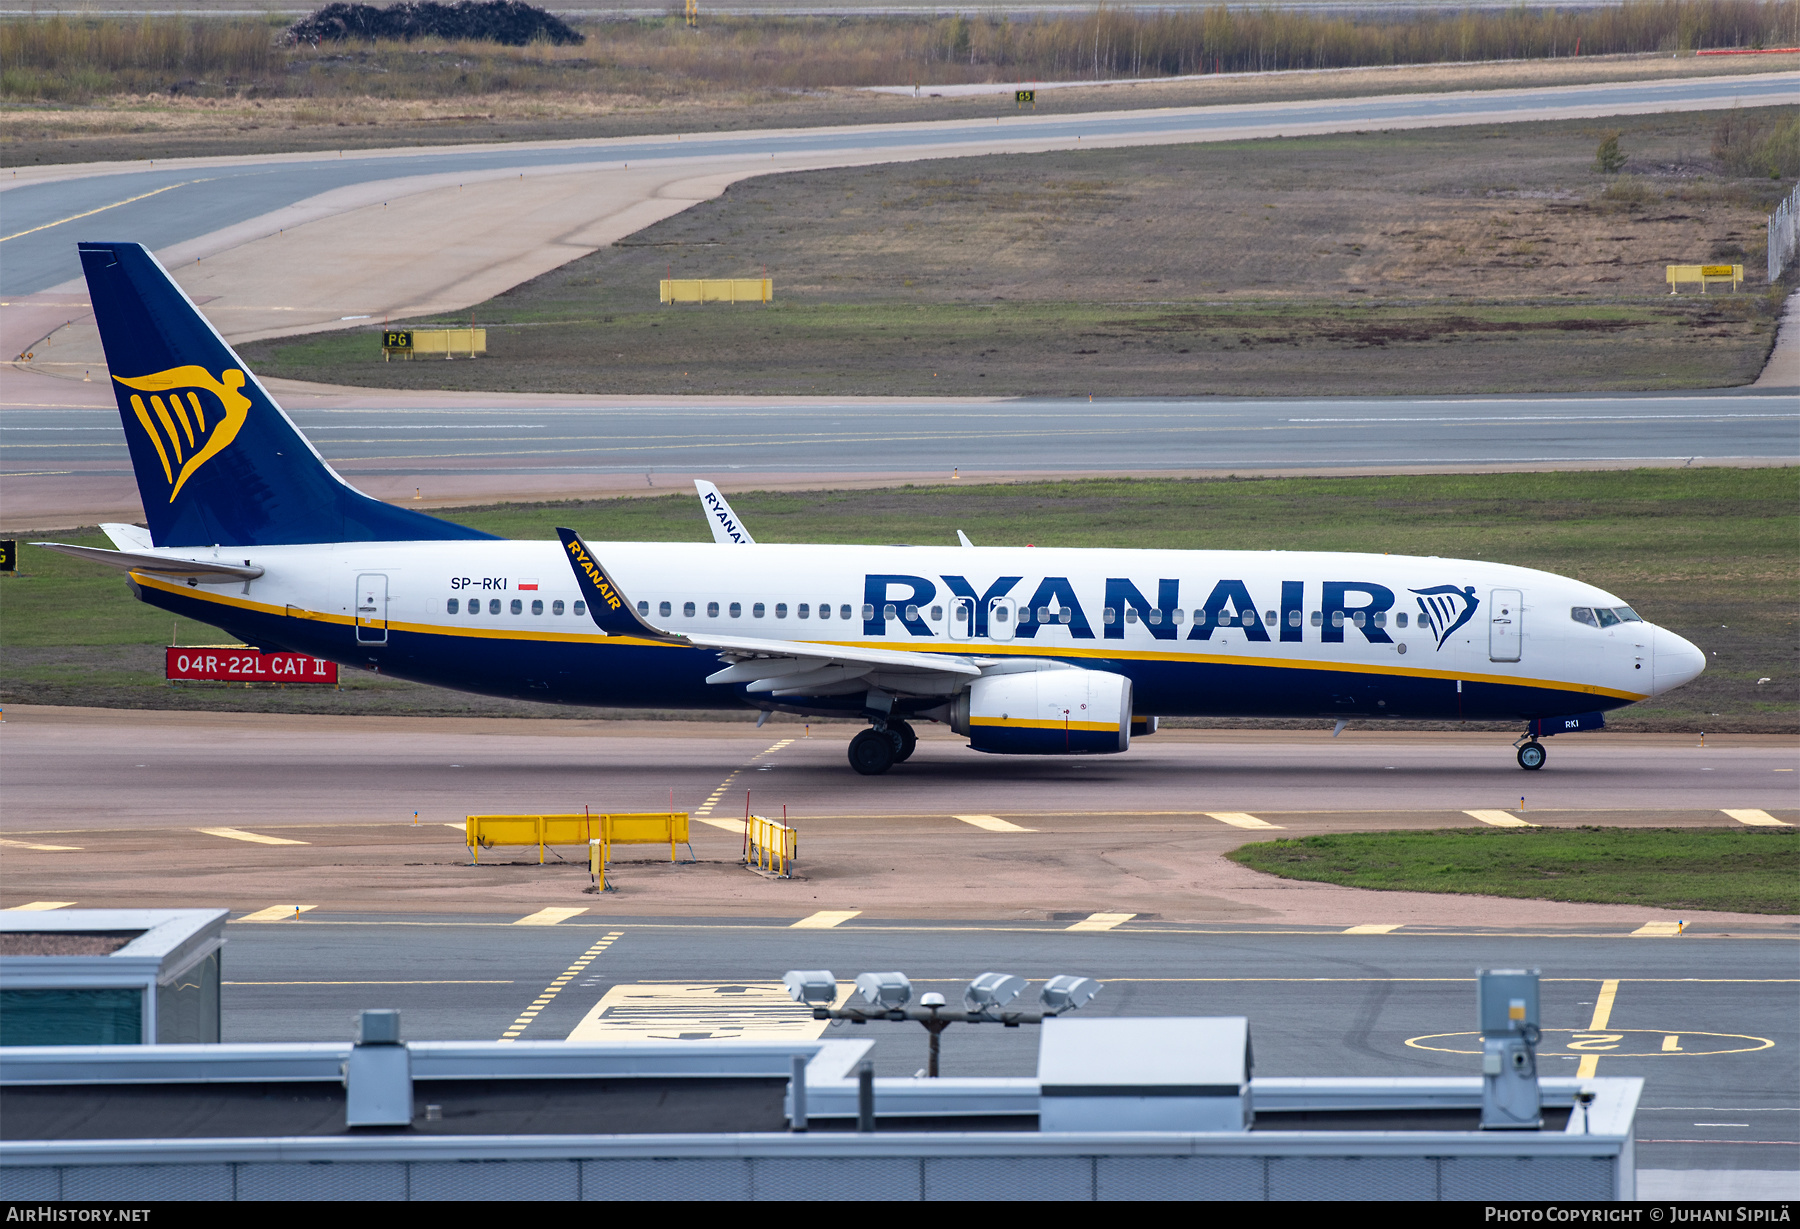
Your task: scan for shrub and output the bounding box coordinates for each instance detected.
[1713,109,1800,179]
[1596,131,1627,174]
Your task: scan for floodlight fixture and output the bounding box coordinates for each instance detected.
[963,972,1027,1015]
[782,970,838,1005]
[1040,975,1100,1013]
[855,971,912,1009]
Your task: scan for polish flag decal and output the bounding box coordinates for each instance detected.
[518,579,539,591]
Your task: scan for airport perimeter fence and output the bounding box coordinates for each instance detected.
[1770,185,1799,283]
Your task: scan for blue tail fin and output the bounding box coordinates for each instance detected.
[78,241,496,547]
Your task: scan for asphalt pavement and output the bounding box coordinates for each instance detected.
[6,72,1795,296]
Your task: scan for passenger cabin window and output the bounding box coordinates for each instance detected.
[930,605,943,621]
[1571,607,1600,628]
[1352,611,1366,628]
[1288,610,1302,627]
[1372,611,1386,628]
[1331,611,1345,628]
[489,599,501,615]
[531,600,543,616]
[446,598,459,614]
[637,600,649,616]
[841,605,853,621]
[659,601,672,617]
[468,602,479,619]
[905,604,920,621]
[1311,611,1323,627]
[798,604,810,619]
[776,603,789,619]
[992,606,1008,623]
[510,599,523,615]
[1103,608,1117,625]
[818,603,831,621]
[1125,608,1138,624]
[1596,608,1621,628]
[683,602,696,618]
[754,603,766,618]
[1172,609,1185,625]
[1395,612,1407,628]
[573,601,586,616]
[707,601,719,618]
[883,604,897,620]
[730,602,742,618]
[553,600,565,616]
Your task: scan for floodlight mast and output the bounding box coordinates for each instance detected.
[782,970,1101,1078]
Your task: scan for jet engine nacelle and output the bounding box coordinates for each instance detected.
[950,668,1133,755]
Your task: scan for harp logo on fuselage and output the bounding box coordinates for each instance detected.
[113,366,253,502]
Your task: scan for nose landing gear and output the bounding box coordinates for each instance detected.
[1516,741,1546,771]
[847,718,916,776]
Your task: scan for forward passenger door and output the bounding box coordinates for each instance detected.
[1489,588,1521,662]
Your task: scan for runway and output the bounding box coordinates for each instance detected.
[6,388,1795,529]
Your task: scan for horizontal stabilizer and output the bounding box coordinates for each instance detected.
[31,541,264,580]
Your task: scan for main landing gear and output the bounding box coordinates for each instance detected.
[1516,741,1547,771]
[848,719,916,776]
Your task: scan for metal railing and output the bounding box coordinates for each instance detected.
[745,814,797,877]
[1770,184,1799,283]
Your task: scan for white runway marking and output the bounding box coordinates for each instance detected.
[1723,809,1790,827]
[0,837,81,851]
[791,909,860,929]
[1343,924,1403,935]
[514,907,588,926]
[4,901,75,911]
[1206,812,1283,829]
[236,905,315,922]
[955,814,1035,832]
[196,827,309,845]
[1066,912,1135,931]
[1465,809,1535,827]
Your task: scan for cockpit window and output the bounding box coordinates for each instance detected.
[1571,607,1599,628]
[1596,608,1621,628]
[1615,606,1642,623]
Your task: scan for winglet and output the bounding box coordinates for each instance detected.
[695,480,755,545]
[555,528,686,643]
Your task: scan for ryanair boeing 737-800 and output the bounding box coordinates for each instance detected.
[38,242,1706,775]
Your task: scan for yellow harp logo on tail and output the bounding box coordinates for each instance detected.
[113,366,253,502]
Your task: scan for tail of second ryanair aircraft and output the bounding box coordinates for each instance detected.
[79,241,495,547]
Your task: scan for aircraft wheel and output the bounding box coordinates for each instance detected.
[848,728,896,776]
[1517,742,1547,771]
[888,720,918,763]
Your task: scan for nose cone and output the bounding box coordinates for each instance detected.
[1652,627,1706,695]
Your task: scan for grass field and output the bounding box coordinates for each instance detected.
[3,468,1793,727]
[1227,827,1799,914]
[240,111,1793,398]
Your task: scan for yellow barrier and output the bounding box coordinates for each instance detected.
[466,812,691,864]
[1666,264,1744,294]
[384,328,486,359]
[744,814,797,878]
[589,836,610,891]
[659,278,772,305]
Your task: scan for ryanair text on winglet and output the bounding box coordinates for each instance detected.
[565,539,623,611]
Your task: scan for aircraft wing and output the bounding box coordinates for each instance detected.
[695,481,755,545]
[556,526,980,697]
[31,541,264,581]
[692,633,981,697]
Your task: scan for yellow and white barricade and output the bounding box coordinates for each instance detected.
[744,814,798,878]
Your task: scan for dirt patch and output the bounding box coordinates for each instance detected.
[244,109,1791,397]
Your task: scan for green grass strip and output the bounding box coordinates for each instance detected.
[1226,827,1798,915]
